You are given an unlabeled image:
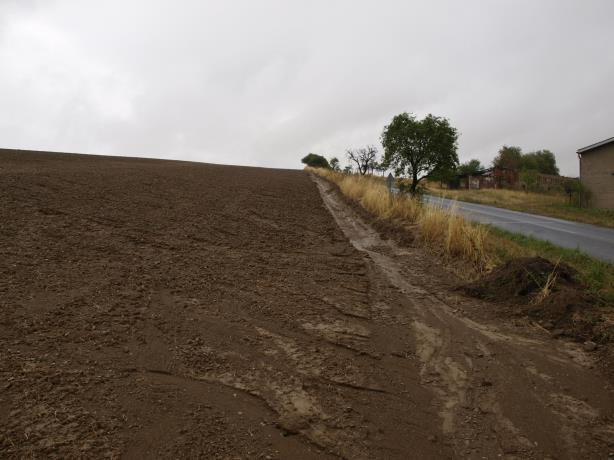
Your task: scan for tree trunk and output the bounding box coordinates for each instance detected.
[410,172,418,194]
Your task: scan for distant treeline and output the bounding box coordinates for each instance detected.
[301,113,562,195]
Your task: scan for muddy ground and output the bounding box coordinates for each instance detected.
[1,150,613,459]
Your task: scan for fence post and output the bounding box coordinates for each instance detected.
[386,173,394,194]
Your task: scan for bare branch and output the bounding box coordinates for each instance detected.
[346,145,378,175]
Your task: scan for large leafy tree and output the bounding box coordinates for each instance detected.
[301,153,330,169]
[381,113,459,194]
[492,146,522,170]
[457,159,484,176]
[492,146,559,175]
[521,150,559,175]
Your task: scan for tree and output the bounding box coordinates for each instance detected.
[519,169,539,192]
[374,159,387,176]
[301,153,330,169]
[521,150,559,175]
[381,113,459,194]
[429,164,457,187]
[429,158,482,188]
[343,165,353,174]
[346,145,378,175]
[457,159,484,176]
[329,157,341,171]
[492,146,522,170]
[564,179,591,207]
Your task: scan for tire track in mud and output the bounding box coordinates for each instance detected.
[182,298,444,459]
[313,174,614,459]
[3,150,612,458]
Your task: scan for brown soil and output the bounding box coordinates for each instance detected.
[463,257,580,299]
[1,150,614,459]
[461,257,608,343]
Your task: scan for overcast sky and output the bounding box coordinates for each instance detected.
[1,1,613,176]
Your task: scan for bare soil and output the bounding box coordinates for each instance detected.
[1,150,614,459]
[461,257,610,343]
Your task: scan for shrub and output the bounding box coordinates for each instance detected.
[301,153,330,169]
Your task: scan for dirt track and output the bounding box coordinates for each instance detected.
[1,150,613,459]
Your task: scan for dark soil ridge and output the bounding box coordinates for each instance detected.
[461,257,611,343]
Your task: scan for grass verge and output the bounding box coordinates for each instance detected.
[311,167,490,272]
[427,183,614,229]
[309,168,614,303]
[486,227,614,302]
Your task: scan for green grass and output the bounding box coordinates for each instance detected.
[486,226,614,303]
[428,184,614,229]
[546,204,614,227]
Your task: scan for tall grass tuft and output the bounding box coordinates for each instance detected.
[308,167,489,271]
[417,205,448,245]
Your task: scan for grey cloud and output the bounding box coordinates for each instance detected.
[0,0,613,176]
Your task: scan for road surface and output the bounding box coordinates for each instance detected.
[423,195,614,263]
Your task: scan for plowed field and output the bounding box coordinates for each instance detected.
[1,150,613,459]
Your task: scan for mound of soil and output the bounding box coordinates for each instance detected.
[462,257,605,342]
[463,257,579,299]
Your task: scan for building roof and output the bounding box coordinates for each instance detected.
[577,136,614,154]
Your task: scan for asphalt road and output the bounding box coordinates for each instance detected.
[423,195,614,263]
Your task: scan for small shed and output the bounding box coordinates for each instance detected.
[577,136,614,209]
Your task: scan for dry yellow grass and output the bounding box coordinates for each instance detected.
[309,168,614,301]
[309,168,489,271]
[429,183,566,208]
[532,258,561,304]
[308,168,614,303]
[428,182,614,229]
